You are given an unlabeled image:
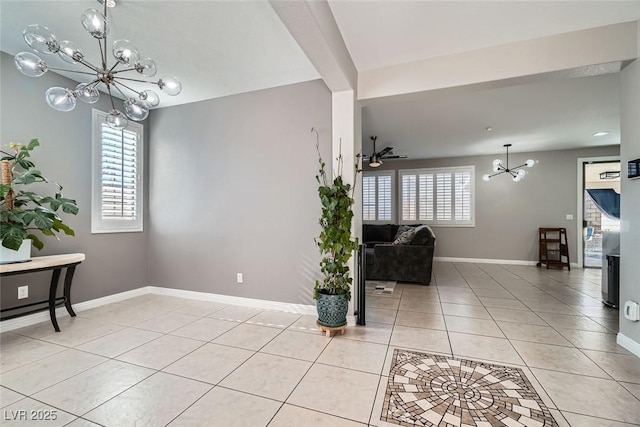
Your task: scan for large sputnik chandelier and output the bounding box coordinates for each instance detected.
[482,144,536,182]
[13,0,181,130]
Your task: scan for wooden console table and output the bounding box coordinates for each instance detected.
[0,253,85,332]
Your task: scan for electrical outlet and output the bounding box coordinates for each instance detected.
[17,285,28,299]
[566,214,574,220]
[236,273,243,284]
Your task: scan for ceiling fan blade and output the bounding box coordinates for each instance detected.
[377,146,393,157]
[381,155,408,159]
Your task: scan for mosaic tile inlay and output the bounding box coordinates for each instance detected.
[382,349,558,427]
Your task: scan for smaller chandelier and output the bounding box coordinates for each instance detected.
[482,144,535,182]
[13,0,181,130]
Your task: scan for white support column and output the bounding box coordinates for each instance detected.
[332,90,362,318]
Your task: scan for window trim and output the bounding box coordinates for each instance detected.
[398,166,475,227]
[91,109,144,233]
[362,170,395,224]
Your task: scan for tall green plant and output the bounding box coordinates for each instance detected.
[313,128,361,300]
[0,139,78,251]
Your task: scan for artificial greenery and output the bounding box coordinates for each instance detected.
[0,139,78,251]
[312,128,361,301]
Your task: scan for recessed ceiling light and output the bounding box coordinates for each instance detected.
[593,131,610,137]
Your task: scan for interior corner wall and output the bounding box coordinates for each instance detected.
[620,37,640,343]
[364,145,619,262]
[0,51,149,308]
[147,79,331,305]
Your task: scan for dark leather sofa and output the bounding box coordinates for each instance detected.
[363,224,436,285]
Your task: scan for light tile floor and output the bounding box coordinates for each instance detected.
[1,262,639,426]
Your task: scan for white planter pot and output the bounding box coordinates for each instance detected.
[0,239,32,264]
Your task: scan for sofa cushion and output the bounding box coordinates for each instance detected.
[393,225,415,241]
[393,229,415,245]
[363,224,396,243]
[410,225,436,246]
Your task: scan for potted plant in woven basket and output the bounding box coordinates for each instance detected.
[0,139,78,263]
[312,128,361,329]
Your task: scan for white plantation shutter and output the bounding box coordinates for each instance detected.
[100,125,138,219]
[436,173,452,221]
[377,175,392,221]
[399,166,474,226]
[454,171,472,221]
[362,172,395,222]
[418,174,434,221]
[362,176,376,221]
[92,109,143,233]
[402,174,417,221]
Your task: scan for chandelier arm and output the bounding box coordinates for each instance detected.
[116,76,159,85]
[506,145,510,170]
[76,58,102,73]
[46,67,98,76]
[511,163,529,171]
[102,0,108,70]
[98,39,107,70]
[113,83,130,101]
[113,80,143,96]
[107,61,122,75]
[105,84,117,111]
[111,68,136,75]
[488,171,505,179]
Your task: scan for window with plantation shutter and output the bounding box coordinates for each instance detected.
[362,171,394,223]
[91,109,143,233]
[399,166,474,226]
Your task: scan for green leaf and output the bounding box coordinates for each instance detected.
[27,139,40,151]
[52,219,75,236]
[0,184,10,199]
[0,224,27,251]
[26,234,44,250]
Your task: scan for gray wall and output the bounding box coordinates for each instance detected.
[0,51,149,309]
[148,79,331,305]
[620,42,640,343]
[364,145,620,262]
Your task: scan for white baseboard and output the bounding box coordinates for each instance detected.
[147,286,317,316]
[0,287,149,333]
[434,257,580,269]
[1,286,327,333]
[617,332,640,358]
[434,257,538,266]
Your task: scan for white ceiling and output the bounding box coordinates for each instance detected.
[328,0,640,71]
[362,72,621,159]
[0,0,320,108]
[0,1,637,160]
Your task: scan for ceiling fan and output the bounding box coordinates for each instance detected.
[364,136,407,168]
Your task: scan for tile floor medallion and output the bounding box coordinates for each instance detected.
[381,349,559,427]
[367,280,397,295]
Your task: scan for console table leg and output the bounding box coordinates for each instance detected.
[49,269,62,332]
[63,266,77,317]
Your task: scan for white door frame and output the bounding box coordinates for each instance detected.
[576,155,620,268]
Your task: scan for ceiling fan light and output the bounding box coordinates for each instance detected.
[369,155,382,168]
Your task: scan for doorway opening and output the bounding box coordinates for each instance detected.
[582,160,621,268]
